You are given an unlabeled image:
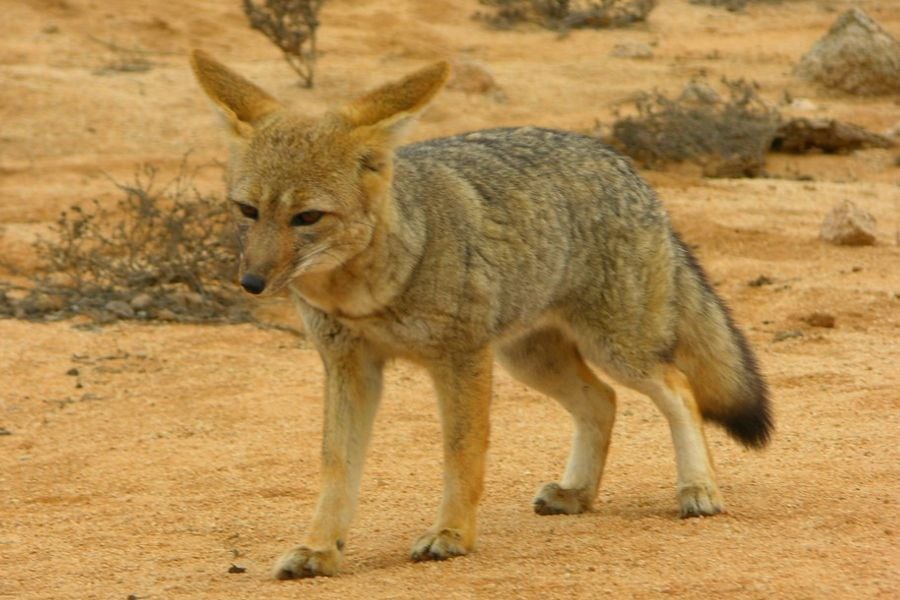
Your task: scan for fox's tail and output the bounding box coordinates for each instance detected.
[670,233,773,448]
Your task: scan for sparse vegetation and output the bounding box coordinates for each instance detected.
[476,0,656,31]
[243,0,326,88]
[0,161,251,324]
[609,78,780,177]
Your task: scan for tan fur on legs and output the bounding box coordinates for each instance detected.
[411,349,492,561]
[496,329,616,515]
[632,365,723,517]
[273,316,384,579]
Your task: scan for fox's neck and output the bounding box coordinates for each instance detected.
[290,190,425,318]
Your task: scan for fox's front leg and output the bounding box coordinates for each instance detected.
[411,349,492,561]
[273,344,383,579]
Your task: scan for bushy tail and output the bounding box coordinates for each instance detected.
[670,234,773,448]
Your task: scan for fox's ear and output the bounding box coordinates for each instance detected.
[340,61,450,142]
[190,49,283,138]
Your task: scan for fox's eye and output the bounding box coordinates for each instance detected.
[291,210,324,227]
[236,203,258,220]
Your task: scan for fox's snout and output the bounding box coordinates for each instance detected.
[240,273,267,295]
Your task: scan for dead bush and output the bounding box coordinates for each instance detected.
[475,0,656,31]
[609,78,780,177]
[243,0,326,88]
[0,161,251,324]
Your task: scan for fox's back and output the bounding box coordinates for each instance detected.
[376,127,678,352]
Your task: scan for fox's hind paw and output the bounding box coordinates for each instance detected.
[533,482,592,515]
[273,545,341,579]
[410,527,470,562]
[678,483,724,518]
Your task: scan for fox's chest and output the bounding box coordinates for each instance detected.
[335,310,464,360]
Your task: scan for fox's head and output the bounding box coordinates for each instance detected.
[190,50,449,297]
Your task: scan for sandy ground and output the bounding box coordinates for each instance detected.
[1,0,899,598]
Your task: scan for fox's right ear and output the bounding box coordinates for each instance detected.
[190,49,283,138]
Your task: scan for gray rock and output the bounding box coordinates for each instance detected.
[104,300,135,319]
[796,8,900,96]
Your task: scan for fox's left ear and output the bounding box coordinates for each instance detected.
[190,49,283,138]
[340,61,450,144]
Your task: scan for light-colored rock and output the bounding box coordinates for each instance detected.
[104,300,135,318]
[448,59,502,97]
[796,8,900,96]
[610,42,654,59]
[678,80,720,105]
[820,200,877,246]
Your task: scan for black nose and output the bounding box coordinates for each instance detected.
[240,273,266,295]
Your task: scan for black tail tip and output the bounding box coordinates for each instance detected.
[712,396,774,449]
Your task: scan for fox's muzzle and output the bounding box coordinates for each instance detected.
[240,273,266,295]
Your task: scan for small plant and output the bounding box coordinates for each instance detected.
[476,0,656,31]
[609,78,780,177]
[1,160,251,324]
[243,0,326,88]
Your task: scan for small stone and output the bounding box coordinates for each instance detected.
[66,368,79,376]
[803,312,836,328]
[748,275,774,287]
[789,98,818,111]
[610,42,654,59]
[773,330,804,342]
[104,300,135,319]
[448,59,502,97]
[228,564,247,574]
[820,200,877,246]
[679,81,720,105]
[130,293,154,310]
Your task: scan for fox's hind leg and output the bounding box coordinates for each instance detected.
[624,364,723,517]
[496,328,616,515]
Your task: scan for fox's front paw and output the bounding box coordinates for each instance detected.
[273,544,341,579]
[410,528,471,562]
[533,482,592,515]
[678,483,724,518]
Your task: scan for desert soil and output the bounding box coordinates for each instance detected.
[1,1,899,598]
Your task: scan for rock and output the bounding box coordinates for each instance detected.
[130,293,154,310]
[788,98,818,111]
[610,42,654,59]
[773,330,804,342]
[678,81,720,105]
[748,275,774,287]
[448,59,503,97]
[795,8,900,96]
[820,200,877,246]
[771,118,894,154]
[803,312,836,328]
[104,300,135,319]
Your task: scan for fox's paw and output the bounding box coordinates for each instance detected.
[273,544,341,579]
[533,482,592,515]
[410,528,471,562]
[678,483,724,518]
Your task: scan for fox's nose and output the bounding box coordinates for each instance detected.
[240,273,266,295]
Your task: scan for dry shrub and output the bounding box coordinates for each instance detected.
[609,78,780,177]
[476,0,656,30]
[243,0,326,88]
[1,162,251,324]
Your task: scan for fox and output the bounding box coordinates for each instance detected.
[190,50,772,579]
